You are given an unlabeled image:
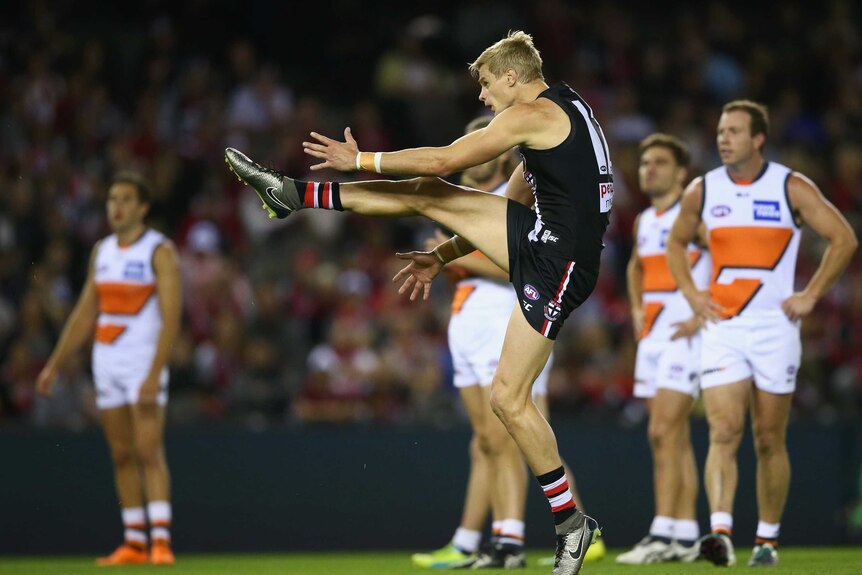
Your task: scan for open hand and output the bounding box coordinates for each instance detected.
[392,251,444,301]
[670,315,702,343]
[302,128,360,172]
[685,289,725,323]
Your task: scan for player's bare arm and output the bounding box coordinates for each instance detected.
[302,104,541,177]
[781,173,858,320]
[35,244,101,396]
[626,214,645,338]
[139,241,182,404]
[667,179,724,322]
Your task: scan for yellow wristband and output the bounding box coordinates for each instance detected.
[358,152,377,172]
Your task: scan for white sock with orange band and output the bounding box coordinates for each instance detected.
[147,501,172,547]
[121,507,147,550]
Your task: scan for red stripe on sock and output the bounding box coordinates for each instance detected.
[304,182,315,207]
[713,527,732,536]
[545,483,570,498]
[321,183,331,209]
[551,499,576,513]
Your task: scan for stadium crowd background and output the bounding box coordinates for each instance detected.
[1,0,861,431]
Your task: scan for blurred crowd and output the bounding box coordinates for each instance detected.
[1,0,860,429]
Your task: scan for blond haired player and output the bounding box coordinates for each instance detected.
[226,30,610,575]
[36,172,182,566]
[618,134,708,564]
[667,100,857,567]
[411,117,604,569]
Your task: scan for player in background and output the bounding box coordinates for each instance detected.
[225,30,609,575]
[36,172,182,566]
[666,100,857,567]
[617,134,707,564]
[411,117,605,569]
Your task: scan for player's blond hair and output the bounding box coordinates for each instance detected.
[468,30,544,83]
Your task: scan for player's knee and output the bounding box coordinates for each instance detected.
[647,418,674,449]
[134,442,163,468]
[108,443,136,466]
[489,382,524,425]
[478,425,509,456]
[752,427,785,457]
[709,418,744,447]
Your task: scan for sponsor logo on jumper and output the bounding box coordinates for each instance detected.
[544,300,562,322]
[753,200,781,221]
[123,261,145,281]
[600,182,614,212]
[711,205,732,217]
[702,366,726,376]
[523,284,540,301]
[541,229,559,243]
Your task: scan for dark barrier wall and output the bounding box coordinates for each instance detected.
[2,419,860,554]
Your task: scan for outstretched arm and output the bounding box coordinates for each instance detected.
[781,173,858,320]
[302,106,531,177]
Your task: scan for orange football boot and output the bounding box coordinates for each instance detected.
[96,543,149,566]
[150,540,176,565]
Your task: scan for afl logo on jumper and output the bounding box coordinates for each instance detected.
[523,284,540,301]
[544,301,562,322]
[711,205,732,217]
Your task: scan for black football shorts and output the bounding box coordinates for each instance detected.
[506,201,599,340]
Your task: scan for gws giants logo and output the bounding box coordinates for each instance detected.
[523,284,540,301]
[544,300,562,322]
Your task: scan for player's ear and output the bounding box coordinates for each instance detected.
[506,68,517,86]
[753,132,766,153]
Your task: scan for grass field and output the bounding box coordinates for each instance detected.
[2,548,861,575]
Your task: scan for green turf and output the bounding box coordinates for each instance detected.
[1,548,860,574]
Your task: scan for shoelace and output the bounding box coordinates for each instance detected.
[554,534,566,566]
